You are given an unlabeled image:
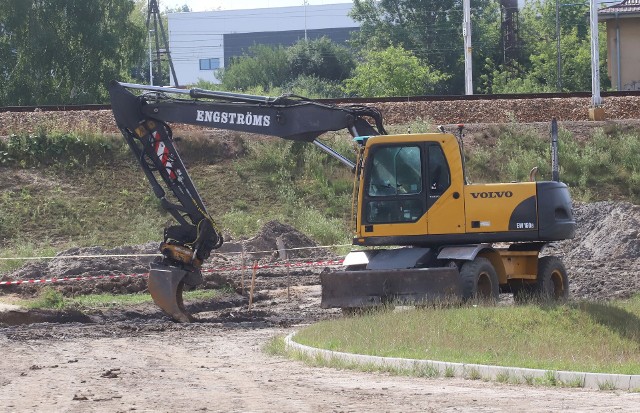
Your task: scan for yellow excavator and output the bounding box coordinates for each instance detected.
[109,81,575,322]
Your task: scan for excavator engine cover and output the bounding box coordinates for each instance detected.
[148,261,203,323]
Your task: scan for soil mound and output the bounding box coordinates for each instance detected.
[2,208,637,302]
[556,201,640,300]
[217,220,333,261]
[1,221,332,297]
[2,243,159,297]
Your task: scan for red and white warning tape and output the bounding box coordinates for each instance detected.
[0,259,344,287]
[0,273,149,286]
[201,259,344,274]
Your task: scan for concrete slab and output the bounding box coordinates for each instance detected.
[583,372,631,390]
[629,375,640,391]
[556,371,586,387]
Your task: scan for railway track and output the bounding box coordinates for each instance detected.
[2,90,639,112]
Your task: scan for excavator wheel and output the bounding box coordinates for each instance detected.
[148,262,200,323]
[533,256,569,302]
[513,257,568,303]
[459,257,499,303]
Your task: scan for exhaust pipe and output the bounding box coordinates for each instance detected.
[551,118,560,182]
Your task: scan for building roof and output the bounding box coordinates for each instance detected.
[599,0,640,18]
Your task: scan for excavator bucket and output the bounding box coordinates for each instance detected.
[320,268,462,309]
[148,262,198,323]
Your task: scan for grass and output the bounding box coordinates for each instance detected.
[465,123,640,202]
[15,287,221,310]
[292,295,640,375]
[1,121,639,272]
[0,128,356,264]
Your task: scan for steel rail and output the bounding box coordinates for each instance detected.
[1,90,639,112]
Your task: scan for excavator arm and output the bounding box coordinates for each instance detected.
[108,81,385,322]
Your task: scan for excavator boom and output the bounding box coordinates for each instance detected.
[108,81,384,322]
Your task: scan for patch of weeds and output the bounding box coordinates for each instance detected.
[444,366,455,378]
[495,371,511,384]
[2,130,124,169]
[534,371,558,387]
[598,381,617,391]
[413,363,439,378]
[466,368,482,381]
[263,336,287,356]
[508,376,522,385]
[27,287,65,310]
[560,377,584,388]
[523,374,535,386]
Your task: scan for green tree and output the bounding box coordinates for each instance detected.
[287,37,355,82]
[0,0,144,105]
[218,38,355,94]
[349,0,500,94]
[343,45,448,97]
[218,44,290,91]
[481,0,609,93]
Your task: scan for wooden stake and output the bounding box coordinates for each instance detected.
[276,236,290,301]
[286,261,291,301]
[240,241,246,295]
[248,261,257,311]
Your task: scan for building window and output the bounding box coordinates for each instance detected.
[199,58,220,70]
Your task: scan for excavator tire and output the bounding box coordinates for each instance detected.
[459,257,499,303]
[533,256,569,302]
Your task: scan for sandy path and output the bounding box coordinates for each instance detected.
[1,325,638,413]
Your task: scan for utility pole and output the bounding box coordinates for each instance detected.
[500,0,519,65]
[463,0,473,95]
[146,0,179,87]
[304,0,308,41]
[148,29,154,86]
[555,0,562,91]
[589,0,602,107]
[588,0,604,120]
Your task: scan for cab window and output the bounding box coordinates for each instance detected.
[367,146,422,197]
[365,146,424,224]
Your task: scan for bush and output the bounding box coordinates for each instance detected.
[29,287,65,309]
[0,130,124,168]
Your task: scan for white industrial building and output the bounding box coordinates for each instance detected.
[168,3,359,86]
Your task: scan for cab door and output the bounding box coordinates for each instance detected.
[423,140,466,235]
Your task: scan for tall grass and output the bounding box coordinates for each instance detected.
[294,295,640,375]
[224,134,356,243]
[465,124,640,202]
[0,128,126,168]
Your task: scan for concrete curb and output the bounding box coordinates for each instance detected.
[284,332,640,391]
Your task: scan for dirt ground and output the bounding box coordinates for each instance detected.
[1,286,639,413]
[1,210,639,411]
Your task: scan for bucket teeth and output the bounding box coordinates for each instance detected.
[148,262,196,323]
